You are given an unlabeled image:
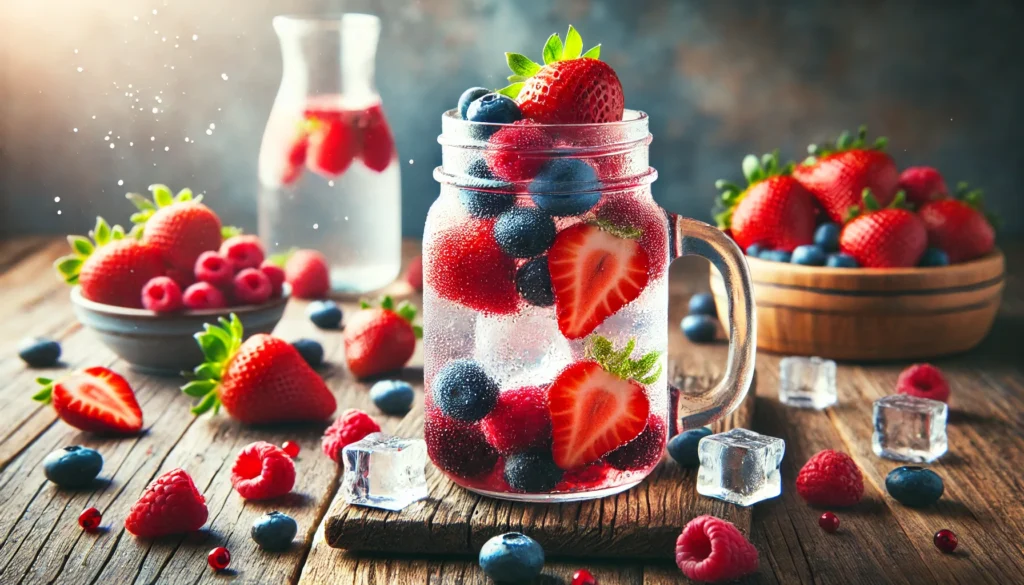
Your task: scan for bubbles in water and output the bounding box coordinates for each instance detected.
[220,73,229,81]
[118,180,124,186]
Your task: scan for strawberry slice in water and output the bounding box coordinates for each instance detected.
[549,222,650,339]
[33,366,144,434]
[307,116,355,178]
[358,104,395,172]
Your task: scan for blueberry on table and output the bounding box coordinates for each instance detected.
[457,87,490,120]
[687,293,716,317]
[826,253,859,268]
[515,256,554,307]
[791,244,827,266]
[760,249,792,263]
[18,337,61,368]
[504,451,564,492]
[494,208,556,258]
[919,248,950,267]
[814,223,841,252]
[307,300,343,329]
[745,243,764,257]
[291,338,324,367]
[885,466,944,508]
[43,445,103,488]
[251,511,298,551]
[370,380,415,415]
[466,93,522,125]
[529,159,601,217]
[681,314,717,343]
[668,427,713,467]
[459,189,514,218]
[478,532,545,583]
[432,359,499,422]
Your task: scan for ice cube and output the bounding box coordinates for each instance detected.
[341,433,428,511]
[473,304,574,388]
[872,395,948,463]
[778,356,837,409]
[696,428,785,506]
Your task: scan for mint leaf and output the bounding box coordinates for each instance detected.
[505,52,541,77]
[496,82,524,99]
[563,25,583,60]
[582,44,601,59]
[542,33,563,65]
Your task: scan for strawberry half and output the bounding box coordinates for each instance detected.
[33,366,144,434]
[307,116,356,178]
[549,336,660,470]
[548,222,650,339]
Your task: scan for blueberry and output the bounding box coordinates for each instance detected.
[478,532,545,583]
[251,511,298,551]
[681,314,716,343]
[667,428,713,468]
[529,159,601,217]
[18,337,61,368]
[307,300,342,329]
[370,380,415,415]
[745,243,764,257]
[919,248,950,267]
[826,253,859,268]
[760,249,792,263]
[885,466,944,508]
[493,208,556,258]
[459,189,514,218]
[457,87,490,120]
[291,338,324,367]
[515,257,554,307]
[432,359,499,422]
[814,223,841,252]
[43,446,103,488]
[466,93,522,125]
[503,451,564,493]
[687,293,716,317]
[791,244,827,266]
[466,157,496,180]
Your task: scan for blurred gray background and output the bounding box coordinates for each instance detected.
[2,0,1022,238]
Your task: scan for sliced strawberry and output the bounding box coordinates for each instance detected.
[281,129,308,185]
[358,104,395,172]
[548,222,649,339]
[595,197,670,279]
[424,219,518,315]
[33,366,143,434]
[548,337,659,470]
[307,117,355,178]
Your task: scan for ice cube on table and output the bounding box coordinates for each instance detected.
[697,428,785,506]
[872,395,948,463]
[778,356,837,409]
[341,433,428,511]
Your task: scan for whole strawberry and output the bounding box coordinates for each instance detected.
[125,468,208,538]
[276,248,330,299]
[840,191,927,268]
[126,185,223,273]
[424,219,518,315]
[54,217,165,308]
[796,449,864,507]
[484,120,553,182]
[917,183,995,264]
[715,152,818,252]
[499,26,623,124]
[793,127,900,223]
[898,166,948,206]
[182,314,336,424]
[343,296,421,379]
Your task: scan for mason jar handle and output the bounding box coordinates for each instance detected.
[670,214,757,430]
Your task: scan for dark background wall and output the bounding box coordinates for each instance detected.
[2,0,1022,238]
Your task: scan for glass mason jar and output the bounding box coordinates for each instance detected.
[423,110,756,502]
[258,14,401,294]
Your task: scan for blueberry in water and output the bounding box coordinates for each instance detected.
[432,359,499,422]
[515,256,554,307]
[745,243,765,257]
[478,532,545,583]
[251,511,298,551]
[466,93,522,125]
[466,157,496,181]
[494,208,556,258]
[791,244,827,266]
[667,427,713,468]
[826,253,859,268]
[291,338,324,367]
[43,445,103,488]
[681,314,716,343]
[687,293,716,317]
[457,87,490,120]
[885,466,944,508]
[18,337,61,368]
[307,300,343,329]
[919,248,950,267]
[459,189,514,218]
[504,451,564,493]
[370,379,415,415]
[760,249,792,263]
[814,223,841,252]
[529,159,601,217]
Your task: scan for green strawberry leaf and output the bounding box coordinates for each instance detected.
[507,74,529,84]
[267,248,295,268]
[128,224,144,240]
[150,184,174,207]
[221,225,243,240]
[193,362,222,380]
[175,188,194,202]
[190,391,219,415]
[55,256,83,281]
[396,300,417,323]
[542,33,564,65]
[93,217,111,246]
[563,25,583,60]
[359,300,372,309]
[111,225,125,240]
[862,188,881,211]
[412,325,423,339]
[741,154,762,184]
[496,83,523,99]
[68,236,93,257]
[380,295,395,311]
[196,331,229,363]
[582,44,601,59]
[182,380,217,397]
[126,193,155,212]
[129,211,153,225]
[506,52,541,77]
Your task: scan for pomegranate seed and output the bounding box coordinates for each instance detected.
[934,529,958,553]
[818,511,840,533]
[78,507,102,532]
[207,546,231,571]
[572,568,597,585]
[282,441,300,458]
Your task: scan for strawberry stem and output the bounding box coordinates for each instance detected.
[32,377,55,403]
[803,125,888,165]
[183,314,243,416]
[713,151,795,229]
[499,25,603,99]
[53,216,129,285]
[586,335,662,385]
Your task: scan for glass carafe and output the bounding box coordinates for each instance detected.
[258,14,401,294]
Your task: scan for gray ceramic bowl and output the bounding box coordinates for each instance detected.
[70,286,289,375]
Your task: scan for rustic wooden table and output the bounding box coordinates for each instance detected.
[0,237,1022,585]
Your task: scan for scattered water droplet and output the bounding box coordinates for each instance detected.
[133,15,139,21]
[328,180,335,187]
[161,37,166,42]
[54,196,60,202]
[73,49,78,54]
[128,84,133,88]
[174,44,179,48]
[344,216,349,221]
[313,223,319,229]
[109,143,115,149]
[192,34,198,41]
[184,137,190,142]
[73,128,78,132]
[129,142,134,146]
[92,115,96,119]
[76,67,84,73]
[152,8,157,14]
[164,146,170,151]
[104,136,110,141]
[209,123,216,129]
[57,210,62,215]
[205,129,212,135]
[118,180,124,186]
[150,136,155,141]
[220,73,229,81]
[152,107,159,114]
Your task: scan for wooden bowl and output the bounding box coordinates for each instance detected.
[709,250,1005,361]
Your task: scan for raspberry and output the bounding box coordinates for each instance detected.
[896,363,950,403]
[166,267,196,289]
[796,450,864,507]
[480,386,551,454]
[897,166,948,206]
[125,468,208,538]
[233,267,273,305]
[285,249,330,299]
[321,409,381,463]
[484,120,553,182]
[183,281,226,310]
[220,234,265,271]
[194,251,234,288]
[141,276,183,312]
[675,515,758,582]
[230,441,296,500]
[604,414,667,471]
[425,410,499,479]
[259,260,286,298]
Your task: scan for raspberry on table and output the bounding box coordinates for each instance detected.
[675,515,758,582]
[230,441,296,500]
[796,450,864,507]
[896,363,950,403]
[321,409,381,463]
[124,468,208,538]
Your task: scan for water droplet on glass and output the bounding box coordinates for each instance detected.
[54,196,60,202]
[118,180,124,186]
[76,67,84,73]
[220,73,229,81]
[205,129,212,135]
[209,123,216,129]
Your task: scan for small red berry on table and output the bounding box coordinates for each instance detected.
[934,529,958,553]
[79,507,102,532]
[818,511,840,533]
[208,546,231,571]
[282,440,300,458]
[572,568,598,585]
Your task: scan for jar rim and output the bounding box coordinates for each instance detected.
[441,108,648,132]
[272,13,380,33]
